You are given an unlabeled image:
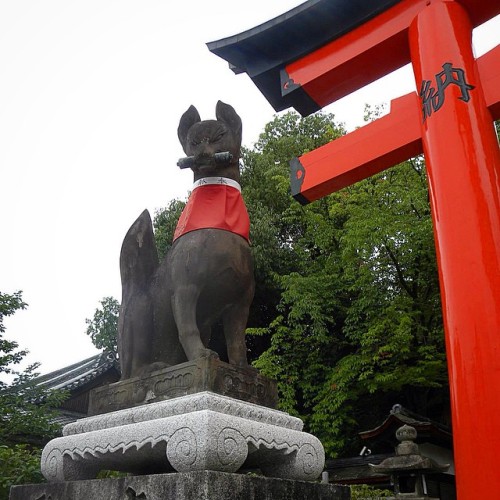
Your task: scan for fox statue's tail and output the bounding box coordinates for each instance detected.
[118,209,159,379]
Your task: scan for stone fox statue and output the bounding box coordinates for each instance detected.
[118,101,255,380]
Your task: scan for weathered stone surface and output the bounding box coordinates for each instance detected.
[10,470,351,500]
[42,392,323,483]
[88,358,278,415]
[68,391,301,436]
[118,102,255,379]
[370,425,448,499]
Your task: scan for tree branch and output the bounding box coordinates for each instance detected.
[382,241,416,299]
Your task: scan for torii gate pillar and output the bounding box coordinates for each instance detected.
[409,2,500,494]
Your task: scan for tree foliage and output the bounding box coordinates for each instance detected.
[85,296,120,353]
[0,291,27,376]
[241,112,346,333]
[240,111,448,456]
[1,291,65,443]
[0,445,43,499]
[0,291,67,498]
[350,484,392,499]
[153,199,186,259]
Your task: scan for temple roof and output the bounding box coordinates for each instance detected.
[325,453,392,485]
[207,0,402,115]
[208,0,500,116]
[33,352,119,393]
[359,404,452,450]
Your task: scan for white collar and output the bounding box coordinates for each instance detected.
[192,177,241,192]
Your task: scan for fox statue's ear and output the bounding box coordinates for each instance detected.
[216,101,242,146]
[178,105,201,153]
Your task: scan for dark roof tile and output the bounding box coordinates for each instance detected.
[33,352,119,393]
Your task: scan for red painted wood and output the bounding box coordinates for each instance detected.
[292,92,421,201]
[477,43,500,120]
[292,44,500,203]
[283,0,500,108]
[409,2,500,497]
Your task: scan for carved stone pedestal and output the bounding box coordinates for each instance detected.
[40,392,325,483]
[88,358,278,415]
[10,470,351,500]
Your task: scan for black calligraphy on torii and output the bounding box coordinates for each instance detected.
[420,62,475,121]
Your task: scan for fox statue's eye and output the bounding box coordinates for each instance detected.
[213,133,224,142]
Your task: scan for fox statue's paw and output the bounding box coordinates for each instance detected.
[197,348,220,362]
[138,362,171,377]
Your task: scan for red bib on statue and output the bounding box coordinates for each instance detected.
[173,178,250,243]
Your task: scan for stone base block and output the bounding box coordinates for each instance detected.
[41,392,325,482]
[88,358,278,415]
[10,470,351,500]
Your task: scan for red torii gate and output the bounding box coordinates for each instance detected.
[209,1,500,497]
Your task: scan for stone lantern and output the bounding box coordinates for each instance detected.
[370,424,449,499]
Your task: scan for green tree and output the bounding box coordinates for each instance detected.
[350,484,392,499]
[85,296,120,353]
[0,445,43,498]
[153,199,186,259]
[0,291,27,376]
[240,111,447,457]
[241,112,347,337]
[0,291,67,498]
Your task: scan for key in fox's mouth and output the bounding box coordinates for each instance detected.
[177,151,233,169]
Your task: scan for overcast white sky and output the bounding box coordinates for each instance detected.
[1,1,498,379]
